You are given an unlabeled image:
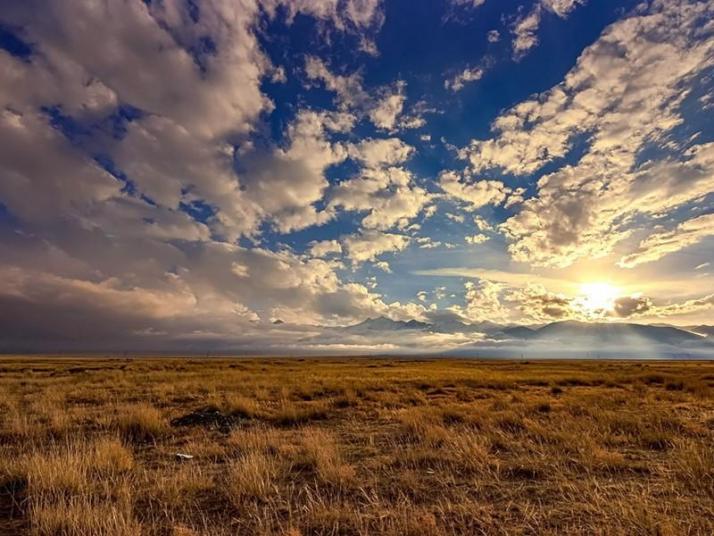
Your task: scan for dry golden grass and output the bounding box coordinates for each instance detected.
[1,357,714,535]
[116,404,169,444]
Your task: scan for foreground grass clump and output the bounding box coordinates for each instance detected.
[1,357,714,534]
[116,404,169,444]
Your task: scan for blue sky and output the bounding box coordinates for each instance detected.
[0,0,712,353]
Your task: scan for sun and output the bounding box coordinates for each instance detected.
[577,282,620,315]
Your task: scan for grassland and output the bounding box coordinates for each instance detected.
[1,357,713,535]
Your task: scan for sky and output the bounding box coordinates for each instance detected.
[0,0,713,354]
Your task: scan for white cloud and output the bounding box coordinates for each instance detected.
[446,213,465,223]
[271,65,287,83]
[459,0,714,267]
[473,215,494,232]
[305,60,424,132]
[511,1,586,59]
[449,0,487,8]
[262,0,385,33]
[465,234,490,244]
[618,214,714,268]
[305,56,369,109]
[369,82,407,131]
[348,137,414,168]
[0,0,443,351]
[511,6,542,59]
[237,109,353,234]
[445,67,484,92]
[0,1,387,243]
[330,167,432,230]
[439,171,510,210]
[0,109,120,224]
[309,240,343,258]
[541,0,586,18]
[374,260,392,273]
[343,230,410,263]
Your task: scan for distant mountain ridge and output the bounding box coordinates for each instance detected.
[688,325,714,338]
[531,320,701,345]
[343,316,709,349]
[346,317,431,333]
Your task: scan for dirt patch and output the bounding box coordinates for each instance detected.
[170,406,244,433]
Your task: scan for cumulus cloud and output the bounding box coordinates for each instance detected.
[305,56,370,110]
[263,0,385,32]
[348,137,414,168]
[445,67,484,92]
[343,231,410,263]
[511,0,586,59]
[459,0,714,267]
[1,0,711,352]
[308,240,343,258]
[619,214,714,268]
[439,171,511,210]
[450,0,487,7]
[465,234,490,244]
[649,294,714,319]
[511,6,542,59]
[473,215,494,232]
[330,167,432,230]
[237,109,353,234]
[614,295,653,317]
[0,0,389,243]
[0,0,444,353]
[306,60,423,132]
[369,82,407,131]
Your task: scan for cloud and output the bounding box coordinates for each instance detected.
[308,240,343,258]
[369,82,407,131]
[0,109,121,224]
[618,214,714,268]
[305,56,369,109]
[458,279,509,323]
[439,171,511,210]
[511,1,586,59]
[4,0,270,138]
[648,293,714,318]
[374,260,392,273]
[445,67,484,92]
[348,137,414,168]
[473,215,494,232]
[0,1,386,242]
[449,0,487,7]
[459,0,714,267]
[539,0,585,18]
[263,0,385,33]
[506,285,574,321]
[465,234,490,244]
[343,230,410,263]
[614,295,652,317]
[237,109,355,234]
[413,267,573,292]
[0,0,712,352]
[0,0,445,351]
[305,59,424,132]
[329,167,432,230]
[511,6,542,59]
[262,133,427,234]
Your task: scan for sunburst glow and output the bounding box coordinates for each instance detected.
[577,282,621,314]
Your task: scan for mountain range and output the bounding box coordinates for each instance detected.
[344,317,713,357]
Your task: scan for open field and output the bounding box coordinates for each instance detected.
[1,357,714,535]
